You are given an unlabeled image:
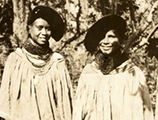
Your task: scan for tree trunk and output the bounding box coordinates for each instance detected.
[12,0,29,46]
[109,0,114,14]
[156,78,158,119]
[99,0,106,15]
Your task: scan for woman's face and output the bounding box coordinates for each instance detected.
[99,30,120,57]
[28,18,51,45]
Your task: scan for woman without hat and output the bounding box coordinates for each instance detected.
[0,6,73,120]
[73,14,154,120]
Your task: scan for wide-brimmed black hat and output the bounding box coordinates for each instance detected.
[27,6,65,41]
[84,14,127,54]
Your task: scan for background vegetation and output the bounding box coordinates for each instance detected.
[0,0,158,118]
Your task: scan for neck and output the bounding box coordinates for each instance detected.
[23,38,52,56]
[112,52,128,69]
[94,50,128,74]
[30,38,49,49]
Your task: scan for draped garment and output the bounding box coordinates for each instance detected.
[73,60,154,120]
[0,48,73,120]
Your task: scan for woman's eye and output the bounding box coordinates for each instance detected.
[46,27,51,31]
[37,26,43,30]
[109,35,117,38]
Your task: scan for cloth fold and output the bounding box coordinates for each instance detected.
[0,48,73,120]
[73,60,154,120]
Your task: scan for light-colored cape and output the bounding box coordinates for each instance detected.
[73,60,154,120]
[0,48,73,120]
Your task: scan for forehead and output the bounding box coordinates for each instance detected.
[31,18,50,26]
[105,30,117,35]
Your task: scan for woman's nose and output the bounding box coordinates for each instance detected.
[41,28,47,34]
[101,37,109,44]
[100,41,109,46]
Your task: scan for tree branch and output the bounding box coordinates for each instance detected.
[147,24,158,42]
[60,0,84,50]
[123,1,158,53]
[60,31,85,50]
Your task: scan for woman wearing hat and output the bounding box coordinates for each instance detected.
[0,6,73,120]
[73,15,154,120]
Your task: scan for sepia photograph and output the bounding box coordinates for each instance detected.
[0,0,157,120]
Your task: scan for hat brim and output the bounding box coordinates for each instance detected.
[28,6,65,41]
[84,14,126,54]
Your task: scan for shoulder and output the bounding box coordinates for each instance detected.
[52,52,64,62]
[82,62,101,74]
[121,59,143,75]
[9,48,24,58]
[133,66,144,74]
[121,59,146,81]
[133,65,146,80]
[3,48,24,70]
[82,64,93,73]
[126,60,145,77]
[127,60,144,77]
[127,62,147,87]
[6,48,23,60]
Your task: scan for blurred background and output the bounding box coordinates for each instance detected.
[0,0,158,116]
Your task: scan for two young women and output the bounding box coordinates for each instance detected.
[0,5,154,120]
